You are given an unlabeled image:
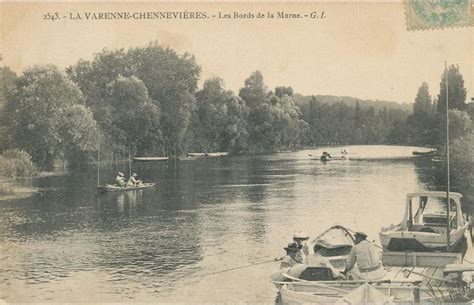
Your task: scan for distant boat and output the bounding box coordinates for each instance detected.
[188,152,229,157]
[133,157,169,162]
[98,182,156,192]
[412,149,438,156]
[319,155,348,162]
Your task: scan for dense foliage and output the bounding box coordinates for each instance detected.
[0,149,37,178]
[2,66,98,170]
[0,42,472,190]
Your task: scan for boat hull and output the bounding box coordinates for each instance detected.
[133,157,169,162]
[280,282,454,305]
[98,183,156,192]
[380,227,468,254]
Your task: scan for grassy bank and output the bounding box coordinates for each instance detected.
[0,149,39,201]
[0,181,41,201]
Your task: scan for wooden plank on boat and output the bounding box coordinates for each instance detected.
[382,251,462,267]
[443,263,474,273]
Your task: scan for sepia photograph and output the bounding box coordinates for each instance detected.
[0,1,473,304]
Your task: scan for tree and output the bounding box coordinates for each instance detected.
[67,42,201,155]
[192,77,248,152]
[57,105,100,168]
[0,67,18,151]
[240,75,307,151]
[238,71,267,109]
[275,86,293,98]
[437,65,467,112]
[105,76,162,154]
[127,43,200,154]
[4,65,98,170]
[0,67,18,111]
[413,82,432,118]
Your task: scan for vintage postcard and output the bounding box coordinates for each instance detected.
[0,1,473,304]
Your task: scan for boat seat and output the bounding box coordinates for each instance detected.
[418,227,437,233]
[408,225,437,233]
[299,267,335,281]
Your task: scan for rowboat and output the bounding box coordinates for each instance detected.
[308,225,355,273]
[271,226,474,304]
[319,155,348,162]
[98,182,156,192]
[412,149,438,156]
[277,250,474,304]
[379,192,470,253]
[133,157,169,162]
[188,152,229,157]
[271,226,354,287]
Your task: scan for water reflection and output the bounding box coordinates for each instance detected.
[0,146,453,302]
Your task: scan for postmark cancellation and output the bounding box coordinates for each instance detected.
[405,0,473,30]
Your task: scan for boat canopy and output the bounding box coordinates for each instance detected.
[401,192,464,231]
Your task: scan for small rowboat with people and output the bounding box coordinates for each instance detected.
[319,153,348,162]
[271,226,355,287]
[271,226,474,304]
[98,182,156,193]
[308,225,355,273]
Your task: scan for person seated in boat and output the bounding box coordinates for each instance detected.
[127,173,142,187]
[115,172,126,187]
[279,243,300,269]
[342,231,385,280]
[293,231,310,264]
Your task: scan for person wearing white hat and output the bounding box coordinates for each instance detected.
[293,231,310,264]
[127,173,142,187]
[343,232,385,280]
[115,172,126,187]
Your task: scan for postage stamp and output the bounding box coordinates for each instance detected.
[405,0,473,30]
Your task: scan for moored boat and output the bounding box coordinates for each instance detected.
[379,192,470,253]
[412,149,438,156]
[307,225,355,273]
[98,182,156,192]
[133,157,169,162]
[278,249,473,304]
[271,226,474,304]
[188,152,229,157]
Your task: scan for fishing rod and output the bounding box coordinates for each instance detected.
[342,226,383,250]
[186,258,277,279]
[143,179,189,183]
[143,179,217,183]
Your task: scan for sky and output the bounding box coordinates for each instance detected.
[1,2,472,104]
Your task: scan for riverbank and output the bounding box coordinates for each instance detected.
[0,185,41,202]
[0,171,67,201]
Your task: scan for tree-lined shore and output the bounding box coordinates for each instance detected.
[0,42,472,198]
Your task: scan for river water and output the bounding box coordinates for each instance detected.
[0,145,451,303]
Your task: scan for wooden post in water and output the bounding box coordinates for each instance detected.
[128,146,132,177]
[445,61,451,252]
[123,149,126,173]
[97,137,100,187]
